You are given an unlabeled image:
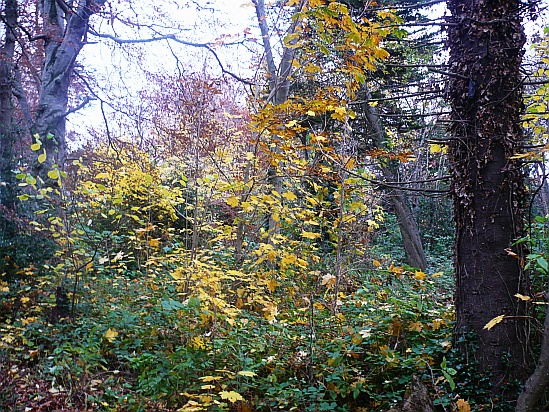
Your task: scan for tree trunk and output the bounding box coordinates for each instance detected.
[34,0,103,176]
[0,0,19,279]
[361,89,428,270]
[253,0,296,235]
[447,0,531,389]
[516,288,549,411]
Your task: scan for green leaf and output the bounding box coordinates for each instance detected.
[442,370,456,391]
[25,175,36,185]
[18,194,29,201]
[537,256,548,272]
[15,173,26,179]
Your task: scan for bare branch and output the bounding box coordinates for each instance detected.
[88,29,255,85]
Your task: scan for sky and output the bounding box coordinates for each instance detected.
[66,0,261,146]
[66,0,549,148]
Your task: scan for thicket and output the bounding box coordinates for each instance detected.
[2,0,549,411]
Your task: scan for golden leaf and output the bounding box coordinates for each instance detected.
[226,196,239,207]
[302,231,321,239]
[456,398,471,412]
[514,293,531,301]
[414,270,427,281]
[38,152,47,164]
[219,390,244,403]
[483,315,505,331]
[266,279,277,292]
[104,328,118,342]
[237,370,257,377]
[351,334,363,345]
[282,191,297,201]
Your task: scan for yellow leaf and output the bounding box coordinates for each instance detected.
[219,391,244,403]
[104,328,118,342]
[514,293,531,301]
[285,120,298,128]
[414,270,427,281]
[483,315,505,331]
[263,302,278,321]
[47,170,60,179]
[307,110,316,116]
[170,268,184,280]
[351,334,363,345]
[373,260,381,267]
[199,376,222,382]
[38,152,47,164]
[245,152,255,161]
[237,370,257,377]
[30,143,41,151]
[456,399,471,412]
[408,321,423,332]
[226,196,239,207]
[266,279,277,292]
[302,231,321,239]
[282,191,297,201]
[95,173,110,179]
[21,297,30,304]
[309,0,325,7]
[430,144,442,153]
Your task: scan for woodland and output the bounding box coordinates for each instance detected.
[1,0,549,411]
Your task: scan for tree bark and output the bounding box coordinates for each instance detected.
[253,0,297,235]
[446,0,531,389]
[34,0,104,175]
[0,0,19,278]
[516,289,549,411]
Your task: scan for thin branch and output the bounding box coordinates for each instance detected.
[64,96,95,117]
[88,29,255,85]
[428,68,469,80]
[370,0,446,11]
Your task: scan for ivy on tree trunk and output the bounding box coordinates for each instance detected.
[446,0,532,391]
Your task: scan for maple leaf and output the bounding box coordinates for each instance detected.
[413,270,427,281]
[456,399,471,412]
[104,328,118,342]
[219,390,244,403]
[226,196,239,207]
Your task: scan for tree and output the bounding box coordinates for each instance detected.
[0,0,18,278]
[446,0,531,390]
